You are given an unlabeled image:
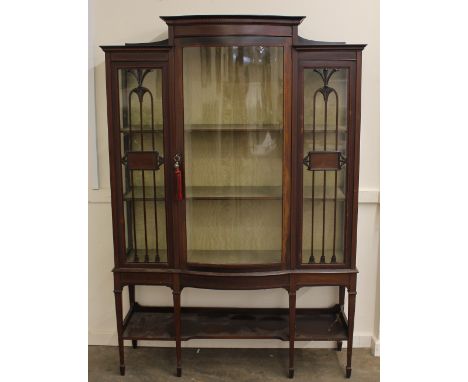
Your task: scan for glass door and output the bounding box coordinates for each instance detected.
[182,46,284,266]
[118,67,169,265]
[300,67,349,265]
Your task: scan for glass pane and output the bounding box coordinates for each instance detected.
[302,69,348,264]
[118,68,167,264]
[183,46,284,265]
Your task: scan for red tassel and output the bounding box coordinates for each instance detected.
[175,167,183,201]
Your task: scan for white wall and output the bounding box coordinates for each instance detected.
[88,0,380,350]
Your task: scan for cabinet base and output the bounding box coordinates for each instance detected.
[123,304,348,341]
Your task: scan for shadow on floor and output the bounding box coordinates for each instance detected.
[89,346,379,382]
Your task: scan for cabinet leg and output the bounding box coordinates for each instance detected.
[346,284,356,379]
[173,290,182,377]
[339,285,345,309]
[128,285,137,349]
[129,284,136,306]
[288,291,296,378]
[337,286,345,351]
[114,287,125,376]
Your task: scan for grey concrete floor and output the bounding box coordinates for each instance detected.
[89,346,379,382]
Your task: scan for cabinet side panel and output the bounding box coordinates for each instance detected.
[105,52,122,268]
[350,51,363,270]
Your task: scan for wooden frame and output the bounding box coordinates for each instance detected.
[294,58,357,270]
[173,36,292,273]
[101,15,365,379]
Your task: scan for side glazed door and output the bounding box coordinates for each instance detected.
[295,55,357,268]
[109,53,174,268]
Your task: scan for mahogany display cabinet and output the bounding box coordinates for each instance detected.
[101,15,365,379]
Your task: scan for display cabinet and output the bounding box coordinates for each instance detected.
[101,15,365,378]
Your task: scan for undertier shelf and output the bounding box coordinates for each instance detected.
[124,186,345,201]
[123,304,348,341]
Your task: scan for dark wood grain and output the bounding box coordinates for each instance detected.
[160,15,305,24]
[304,151,343,171]
[288,276,296,378]
[113,277,125,375]
[122,304,348,342]
[283,41,293,270]
[102,14,365,379]
[346,275,357,378]
[173,274,182,377]
[125,151,163,170]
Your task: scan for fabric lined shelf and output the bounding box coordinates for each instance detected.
[120,124,346,133]
[123,187,165,201]
[123,186,345,201]
[304,124,347,133]
[187,249,281,265]
[185,123,282,132]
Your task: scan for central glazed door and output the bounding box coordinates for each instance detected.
[174,39,291,270]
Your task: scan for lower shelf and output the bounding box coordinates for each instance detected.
[126,249,168,263]
[123,304,348,342]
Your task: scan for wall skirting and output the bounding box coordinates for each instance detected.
[89,188,111,204]
[358,188,380,204]
[371,336,380,357]
[89,188,380,205]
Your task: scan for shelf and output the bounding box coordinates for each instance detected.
[123,304,348,341]
[301,250,344,265]
[304,124,347,133]
[187,186,282,200]
[124,186,345,201]
[303,186,345,201]
[123,187,165,201]
[185,123,282,132]
[125,249,344,266]
[187,250,281,265]
[120,124,345,134]
[126,249,168,263]
[121,125,164,134]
